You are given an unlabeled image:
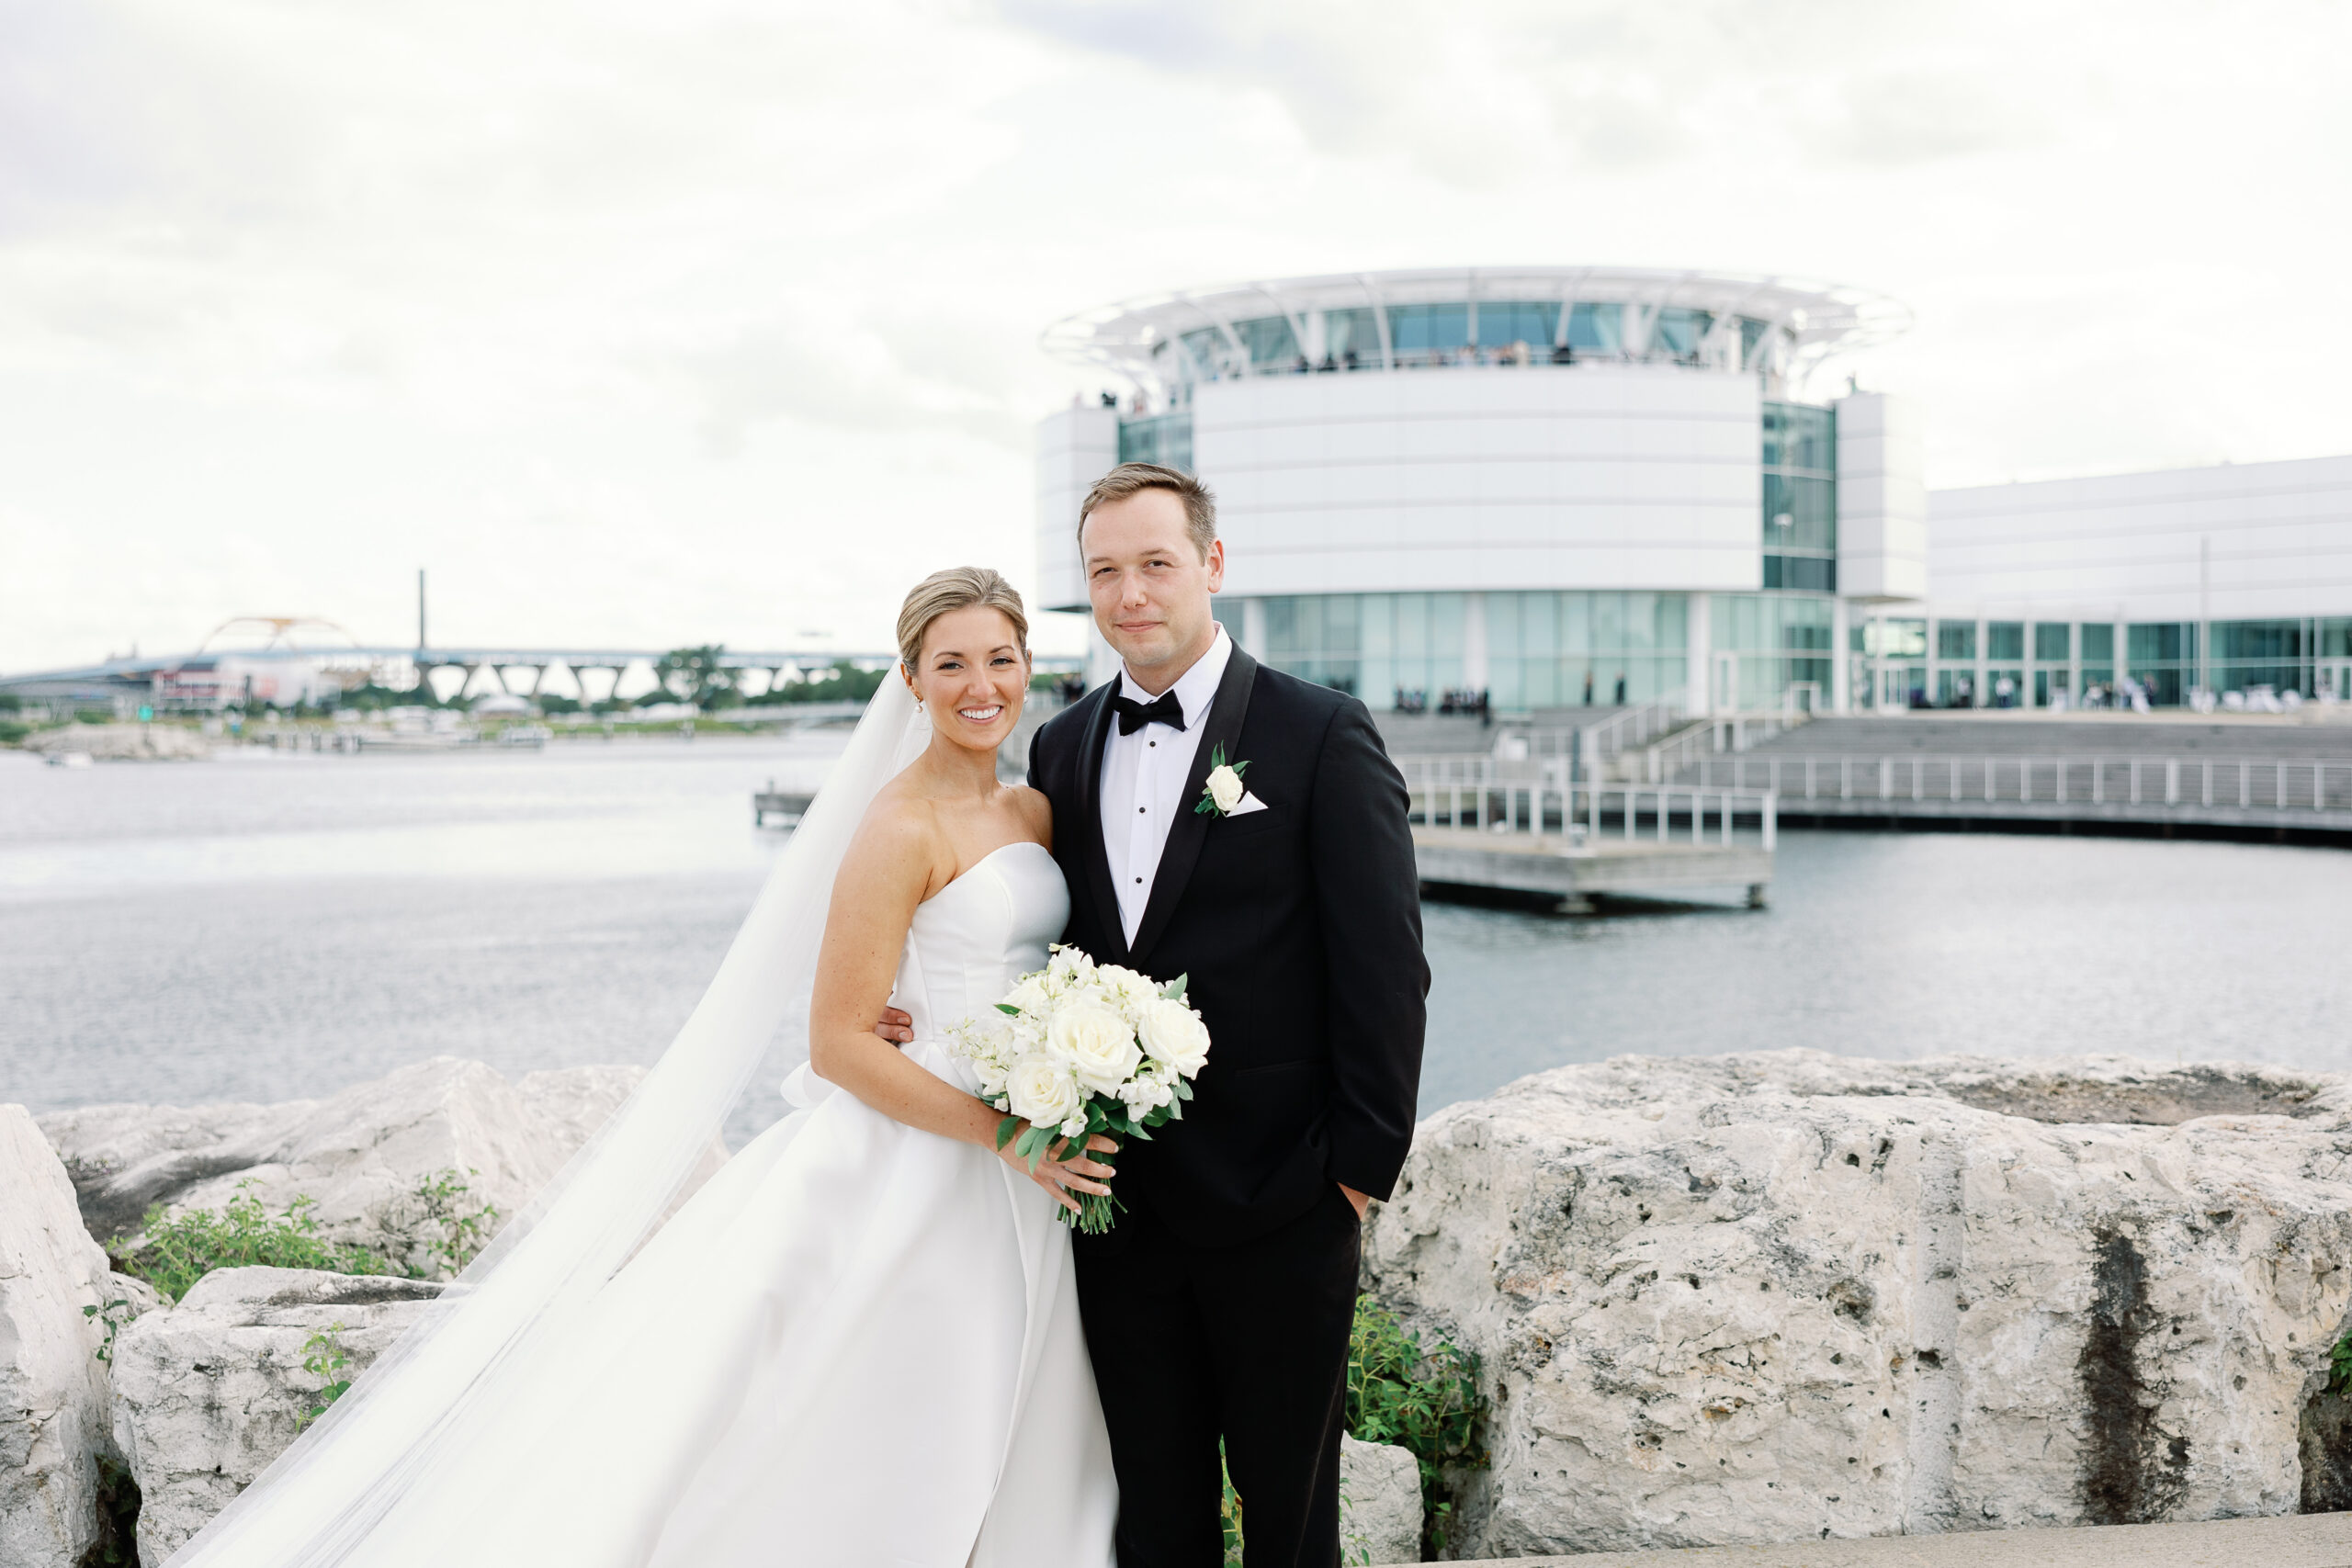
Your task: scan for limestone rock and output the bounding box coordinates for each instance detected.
[109,1267,444,1563]
[0,1103,161,1568]
[1341,1432,1424,1565]
[40,1057,723,1275]
[1361,1051,2352,1559]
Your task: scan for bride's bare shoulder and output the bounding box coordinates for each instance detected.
[841,786,946,880]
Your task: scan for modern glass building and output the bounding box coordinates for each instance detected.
[1035,266,2352,712]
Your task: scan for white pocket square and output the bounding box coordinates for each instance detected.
[1227,790,1270,816]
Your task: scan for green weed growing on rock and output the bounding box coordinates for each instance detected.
[1347,1295,1488,1556]
[110,1182,399,1302]
[406,1167,499,1277]
[297,1324,352,1430]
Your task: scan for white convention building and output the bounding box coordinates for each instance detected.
[1035,266,2352,715]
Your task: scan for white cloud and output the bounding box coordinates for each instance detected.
[3,0,2349,670]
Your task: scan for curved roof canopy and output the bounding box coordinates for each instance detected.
[1044,265,1908,400]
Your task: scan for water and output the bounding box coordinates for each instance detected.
[6,741,2349,1151]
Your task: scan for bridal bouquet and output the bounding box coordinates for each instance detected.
[946,943,1210,1233]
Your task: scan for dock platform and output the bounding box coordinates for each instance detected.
[1400,760,1779,911]
[1414,827,1770,910]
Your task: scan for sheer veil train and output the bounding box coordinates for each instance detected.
[168,682,933,1568]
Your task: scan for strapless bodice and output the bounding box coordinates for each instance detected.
[890,840,1069,1043]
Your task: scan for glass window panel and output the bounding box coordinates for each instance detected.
[1265,597,1301,655]
[1653,307,1713,357]
[1887,618,1927,658]
[1431,593,1466,657]
[1594,592,1626,652]
[1523,592,1557,658]
[1235,315,1301,369]
[1937,621,1977,660]
[1657,593,1687,651]
[1623,592,1657,652]
[1486,592,1521,660]
[1395,594,1428,659]
[1387,304,1469,355]
[1476,300,1560,349]
[2128,623,2192,663]
[1565,302,1622,352]
[1323,593,1360,654]
[1987,622,2025,661]
[2033,622,2071,662]
[1487,657,1523,709]
[1359,594,1393,658]
[1322,308,1381,366]
[1560,592,1589,654]
[1180,327,1231,378]
[2080,623,2115,661]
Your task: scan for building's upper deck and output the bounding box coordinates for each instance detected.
[1044,265,1907,403]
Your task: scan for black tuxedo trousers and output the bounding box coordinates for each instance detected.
[1027,650,1429,1568]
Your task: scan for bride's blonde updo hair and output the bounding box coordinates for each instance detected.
[896,567,1030,672]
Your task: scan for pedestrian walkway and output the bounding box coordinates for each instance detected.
[1383,1510,2352,1568]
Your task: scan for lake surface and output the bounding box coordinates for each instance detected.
[5,738,2349,1150]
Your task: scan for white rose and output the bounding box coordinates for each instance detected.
[1137,998,1211,1077]
[1003,975,1050,1015]
[1096,964,1164,1017]
[1048,1000,1144,1096]
[1205,763,1244,814]
[1005,1056,1082,1129]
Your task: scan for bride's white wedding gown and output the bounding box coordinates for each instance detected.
[345,840,1116,1568]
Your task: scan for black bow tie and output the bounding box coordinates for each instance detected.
[1113,690,1186,736]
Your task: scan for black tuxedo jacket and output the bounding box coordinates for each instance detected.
[1027,647,1428,1247]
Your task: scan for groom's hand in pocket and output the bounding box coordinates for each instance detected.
[871,1006,914,1044]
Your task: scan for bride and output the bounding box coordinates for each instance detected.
[168,569,1121,1567]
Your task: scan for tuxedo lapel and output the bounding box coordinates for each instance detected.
[1069,685,1129,964]
[1127,648,1259,971]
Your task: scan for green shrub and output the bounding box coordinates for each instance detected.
[1348,1295,1488,1555]
[111,1183,399,1302]
[0,720,28,744]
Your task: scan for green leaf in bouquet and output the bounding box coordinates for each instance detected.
[1125,1124,1153,1141]
[995,1003,1022,1016]
[994,1117,1022,1152]
[1172,1077,1194,1100]
[1162,974,1189,999]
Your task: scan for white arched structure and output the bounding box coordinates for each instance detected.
[1035,266,1921,715]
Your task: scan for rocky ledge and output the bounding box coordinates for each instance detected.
[1361,1051,2352,1560]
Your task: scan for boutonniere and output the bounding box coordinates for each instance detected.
[1193,743,1250,817]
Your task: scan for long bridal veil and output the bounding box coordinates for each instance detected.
[168,681,933,1568]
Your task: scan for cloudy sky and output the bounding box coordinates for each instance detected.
[3,0,2346,671]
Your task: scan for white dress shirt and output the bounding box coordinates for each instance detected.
[1099,626,1235,947]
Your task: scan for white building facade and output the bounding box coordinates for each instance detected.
[1035,266,2351,714]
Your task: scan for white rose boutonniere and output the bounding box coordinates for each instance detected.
[1193,743,1250,817]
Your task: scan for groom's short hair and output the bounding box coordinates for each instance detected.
[1078,463,1217,560]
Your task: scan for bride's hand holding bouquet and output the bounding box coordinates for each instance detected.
[950,943,1212,1233]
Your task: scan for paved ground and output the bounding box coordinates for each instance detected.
[1379,1511,2352,1568]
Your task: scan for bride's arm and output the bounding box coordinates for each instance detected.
[808,804,1113,1214]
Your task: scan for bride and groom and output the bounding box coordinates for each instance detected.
[166,463,1429,1568]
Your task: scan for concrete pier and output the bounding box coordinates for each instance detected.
[1414,827,1771,910]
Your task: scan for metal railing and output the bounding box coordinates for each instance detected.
[1681,752,2352,813]
[1400,756,1778,852]
[1639,702,1812,784]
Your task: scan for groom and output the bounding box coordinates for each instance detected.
[1027,462,1429,1567]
